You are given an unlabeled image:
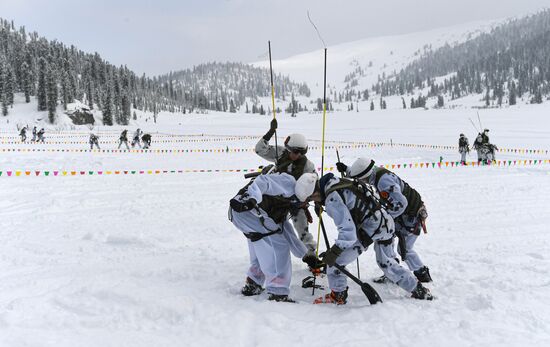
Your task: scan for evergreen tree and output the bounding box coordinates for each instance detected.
[46,66,58,123]
[103,82,114,126]
[37,57,48,111]
[2,93,8,116]
[21,61,32,103]
[87,80,94,110]
[509,81,517,105]
[437,95,444,108]
[402,97,406,109]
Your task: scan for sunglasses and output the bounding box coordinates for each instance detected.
[288,147,307,155]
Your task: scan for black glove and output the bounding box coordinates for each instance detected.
[322,245,343,267]
[302,253,323,271]
[230,198,257,213]
[262,118,278,141]
[336,162,348,174]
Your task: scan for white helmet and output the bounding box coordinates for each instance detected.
[295,173,318,202]
[284,133,308,154]
[349,157,376,179]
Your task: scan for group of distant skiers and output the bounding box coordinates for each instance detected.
[19,126,152,150]
[458,129,497,164]
[19,126,45,143]
[114,128,152,150]
[228,118,434,304]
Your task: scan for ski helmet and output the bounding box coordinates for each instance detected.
[295,173,318,202]
[349,157,376,179]
[284,133,308,154]
[460,133,465,137]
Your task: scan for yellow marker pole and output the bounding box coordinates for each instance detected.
[313,48,329,296]
[268,41,279,163]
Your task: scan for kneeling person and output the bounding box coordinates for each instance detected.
[310,173,432,304]
[337,158,432,283]
[229,173,322,302]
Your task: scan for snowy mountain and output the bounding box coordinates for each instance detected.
[252,20,500,102]
[375,9,550,107]
[158,62,310,113]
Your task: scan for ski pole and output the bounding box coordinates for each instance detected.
[307,11,328,296]
[336,147,360,279]
[477,111,483,131]
[268,41,279,165]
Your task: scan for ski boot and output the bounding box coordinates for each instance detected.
[411,282,433,300]
[313,287,348,305]
[241,277,264,296]
[267,294,296,303]
[413,266,433,283]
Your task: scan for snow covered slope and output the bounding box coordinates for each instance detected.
[253,21,500,97]
[1,102,550,346]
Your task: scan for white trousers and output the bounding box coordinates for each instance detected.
[230,209,307,295]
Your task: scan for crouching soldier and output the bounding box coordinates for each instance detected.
[229,173,322,303]
[255,118,318,254]
[89,133,100,150]
[337,158,432,284]
[37,128,45,143]
[310,173,433,304]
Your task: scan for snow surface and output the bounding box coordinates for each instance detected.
[1,96,550,346]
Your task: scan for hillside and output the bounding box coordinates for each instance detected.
[371,10,550,108]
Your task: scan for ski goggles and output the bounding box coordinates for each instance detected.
[286,146,307,155]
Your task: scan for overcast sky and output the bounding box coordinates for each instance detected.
[0,0,548,76]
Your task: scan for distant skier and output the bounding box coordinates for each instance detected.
[118,130,130,150]
[141,133,151,149]
[309,173,433,304]
[37,128,45,143]
[131,128,142,148]
[473,132,484,163]
[254,118,318,254]
[458,133,469,165]
[229,173,322,303]
[19,127,27,142]
[337,157,433,284]
[31,126,37,142]
[89,133,100,150]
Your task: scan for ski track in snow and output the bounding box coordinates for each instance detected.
[1,108,550,347]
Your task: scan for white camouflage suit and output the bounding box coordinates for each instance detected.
[255,138,317,252]
[229,173,308,295]
[362,167,426,272]
[323,175,418,293]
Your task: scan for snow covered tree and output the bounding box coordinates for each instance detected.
[437,95,444,108]
[103,81,114,126]
[21,61,32,103]
[509,82,517,105]
[2,93,8,116]
[37,57,48,111]
[47,66,58,123]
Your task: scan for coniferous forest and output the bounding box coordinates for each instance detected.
[0,18,311,124]
[372,10,550,106]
